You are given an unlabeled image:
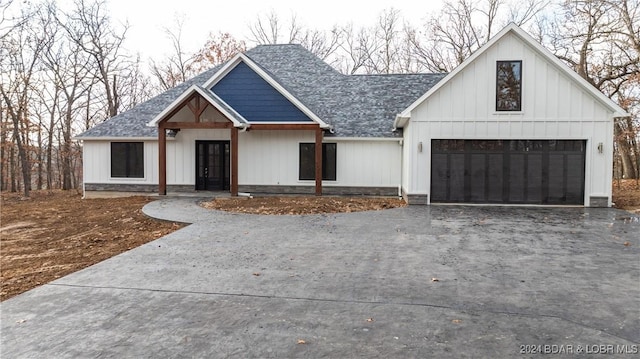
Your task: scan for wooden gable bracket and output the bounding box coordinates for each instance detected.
[185,94,209,122]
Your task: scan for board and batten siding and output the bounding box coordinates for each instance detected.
[238,130,401,188]
[212,62,312,122]
[83,140,159,185]
[83,130,401,190]
[404,32,615,206]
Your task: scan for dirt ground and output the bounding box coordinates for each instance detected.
[1,182,638,302]
[201,196,406,215]
[0,191,183,301]
[613,179,640,213]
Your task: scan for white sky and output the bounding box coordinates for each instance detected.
[103,0,444,61]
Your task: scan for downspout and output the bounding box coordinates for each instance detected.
[398,138,403,199]
[393,114,410,200]
[80,139,86,199]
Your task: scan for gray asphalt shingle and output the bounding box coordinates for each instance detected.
[77,44,445,139]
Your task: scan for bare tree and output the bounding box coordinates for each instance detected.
[247,11,342,62]
[411,0,545,72]
[542,0,640,179]
[336,24,371,74]
[367,8,404,74]
[151,25,246,91]
[60,0,128,118]
[117,54,154,110]
[44,15,94,190]
[0,3,53,196]
[248,10,284,45]
[150,16,195,91]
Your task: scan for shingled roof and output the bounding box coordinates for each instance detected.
[77,44,446,139]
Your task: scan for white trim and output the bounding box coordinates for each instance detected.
[146,85,248,127]
[492,111,525,116]
[249,121,321,125]
[398,23,630,121]
[203,53,331,129]
[392,115,410,130]
[326,137,402,142]
[76,137,175,141]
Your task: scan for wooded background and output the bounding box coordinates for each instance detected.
[1,0,638,197]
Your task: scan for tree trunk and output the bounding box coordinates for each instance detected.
[614,120,639,179]
[16,134,30,196]
[46,125,54,189]
[0,110,6,192]
[10,144,16,192]
[61,104,73,190]
[36,123,43,190]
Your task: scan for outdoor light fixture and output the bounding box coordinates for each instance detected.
[167,129,180,138]
[597,142,603,153]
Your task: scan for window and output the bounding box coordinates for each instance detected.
[111,142,144,178]
[496,60,522,111]
[299,143,336,181]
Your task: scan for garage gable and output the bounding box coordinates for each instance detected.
[397,23,628,124]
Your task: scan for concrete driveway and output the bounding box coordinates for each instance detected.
[1,199,639,358]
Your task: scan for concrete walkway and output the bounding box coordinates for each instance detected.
[1,199,639,358]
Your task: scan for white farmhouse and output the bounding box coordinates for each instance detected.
[77,24,628,206]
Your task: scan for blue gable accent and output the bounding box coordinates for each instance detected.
[211,62,312,122]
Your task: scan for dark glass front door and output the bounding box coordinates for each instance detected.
[196,141,230,191]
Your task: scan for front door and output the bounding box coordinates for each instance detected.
[196,141,230,191]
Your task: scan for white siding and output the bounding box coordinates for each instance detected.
[238,130,400,188]
[238,130,313,186]
[83,140,158,185]
[404,32,615,205]
[332,140,400,188]
[83,130,401,190]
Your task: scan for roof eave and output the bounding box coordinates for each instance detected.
[393,114,411,130]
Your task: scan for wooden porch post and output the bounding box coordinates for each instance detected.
[315,126,323,196]
[231,127,239,196]
[158,124,167,195]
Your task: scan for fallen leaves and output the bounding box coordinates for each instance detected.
[201,196,406,215]
[366,318,375,322]
[430,277,440,282]
[296,339,307,345]
[252,272,261,277]
[452,319,462,324]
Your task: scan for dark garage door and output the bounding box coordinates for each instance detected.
[431,140,585,205]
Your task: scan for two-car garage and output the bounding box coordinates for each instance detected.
[430,140,586,205]
[396,25,627,207]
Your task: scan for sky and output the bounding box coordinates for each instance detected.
[102,0,445,61]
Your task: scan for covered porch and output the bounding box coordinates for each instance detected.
[152,86,324,196]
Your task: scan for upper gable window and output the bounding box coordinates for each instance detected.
[496,60,522,112]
